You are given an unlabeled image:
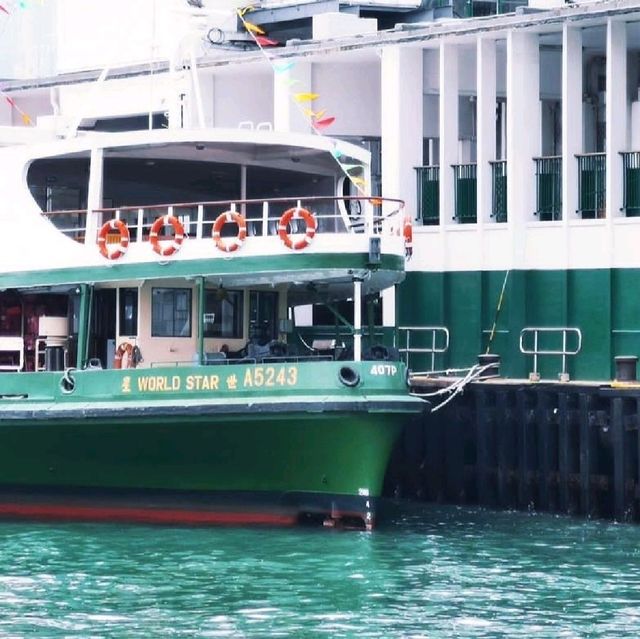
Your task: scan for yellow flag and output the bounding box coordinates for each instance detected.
[238,5,254,17]
[21,113,32,126]
[294,92,319,103]
[303,108,325,119]
[243,21,265,35]
[350,176,366,187]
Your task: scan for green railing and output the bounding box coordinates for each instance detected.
[534,156,562,221]
[453,163,477,224]
[576,153,606,219]
[490,160,507,223]
[621,152,640,217]
[415,166,440,225]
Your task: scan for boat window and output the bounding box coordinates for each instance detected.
[249,291,278,345]
[151,288,192,338]
[119,288,138,337]
[203,290,243,339]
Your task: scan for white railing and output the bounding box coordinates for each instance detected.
[395,326,450,371]
[519,327,582,381]
[41,195,406,245]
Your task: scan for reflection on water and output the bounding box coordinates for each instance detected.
[0,503,639,637]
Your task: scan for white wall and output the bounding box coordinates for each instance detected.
[55,0,189,73]
[313,61,381,137]
[213,72,274,128]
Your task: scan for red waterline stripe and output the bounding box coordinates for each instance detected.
[0,503,297,526]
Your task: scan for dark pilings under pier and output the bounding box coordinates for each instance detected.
[389,379,640,524]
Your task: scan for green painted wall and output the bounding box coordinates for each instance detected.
[397,268,640,381]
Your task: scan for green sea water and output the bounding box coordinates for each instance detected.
[0,503,639,638]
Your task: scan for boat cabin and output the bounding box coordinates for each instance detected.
[0,130,409,372]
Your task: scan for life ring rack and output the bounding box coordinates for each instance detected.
[97,218,130,260]
[212,210,247,253]
[150,214,185,257]
[278,207,317,250]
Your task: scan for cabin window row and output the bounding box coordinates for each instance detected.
[148,288,244,339]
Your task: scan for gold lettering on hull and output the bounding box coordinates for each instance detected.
[130,366,299,394]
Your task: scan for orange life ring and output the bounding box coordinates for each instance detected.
[97,219,130,260]
[403,215,413,257]
[278,207,317,250]
[114,342,135,370]
[149,214,185,256]
[212,211,247,253]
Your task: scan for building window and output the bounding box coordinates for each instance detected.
[204,290,243,338]
[152,288,191,337]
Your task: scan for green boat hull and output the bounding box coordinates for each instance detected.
[0,361,424,528]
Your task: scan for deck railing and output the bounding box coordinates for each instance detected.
[453,163,477,223]
[41,195,406,245]
[621,152,640,217]
[534,156,562,221]
[490,160,507,223]
[576,153,606,219]
[415,166,440,225]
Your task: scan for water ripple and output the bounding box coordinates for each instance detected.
[0,505,637,636]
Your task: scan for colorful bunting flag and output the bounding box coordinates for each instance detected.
[0,4,8,14]
[293,92,319,103]
[350,177,366,187]
[243,21,264,35]
[274,62,294,74]
[339,163,362,173]
[5,96,15,107]
[304,108,326,119]
[255,35,278,47]
[313,116,335,130]
[21,113,32,125]
[238,5,254,17]
[331,148,343,159]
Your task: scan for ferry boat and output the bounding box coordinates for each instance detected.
[0,127,424,530]
[4,0,640,525]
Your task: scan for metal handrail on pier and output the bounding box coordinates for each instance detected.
[395,326,449,371]
[519,327,582,381]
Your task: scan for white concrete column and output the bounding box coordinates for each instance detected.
[197,74,214,127]
[381,286,395,328]
[477,37,497,225]
[273,61,312,133]
[506,31,540,264]
[606,19,627,220]
[381,46,423,220]
[562,25,582,226]
[86,147,104,242]
[439,42,458,225]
